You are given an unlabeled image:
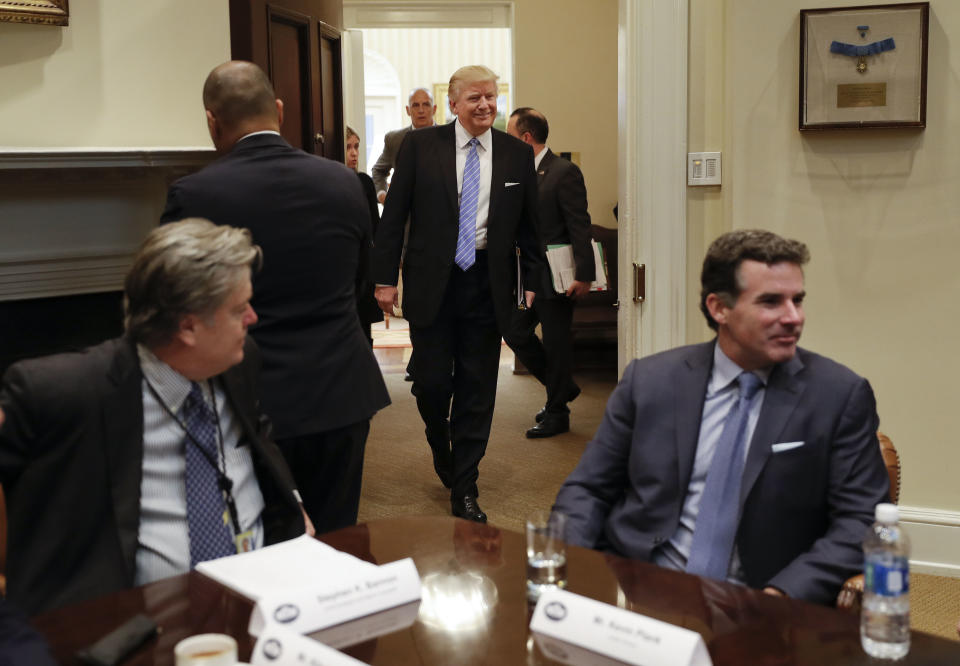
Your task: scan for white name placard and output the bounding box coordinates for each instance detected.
[310,600,419,649]
[249,558,421,636]
[529,588,712,666]
[251,624,369,665]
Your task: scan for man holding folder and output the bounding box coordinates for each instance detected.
[505,107,595,438]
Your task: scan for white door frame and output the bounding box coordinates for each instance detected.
[618,0,688,370]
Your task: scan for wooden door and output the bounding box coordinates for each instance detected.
[230,0,344,160]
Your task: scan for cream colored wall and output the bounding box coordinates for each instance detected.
[689,0,960,512]
[687,0,727,343]
[0,0,230,148]
[513,0,619,228]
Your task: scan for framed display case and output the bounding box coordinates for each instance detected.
[0,0,68,26]
[799,2,928,130]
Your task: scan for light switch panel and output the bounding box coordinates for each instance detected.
[688,152,721,186]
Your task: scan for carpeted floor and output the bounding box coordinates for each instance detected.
[362,325,960,640]
[361,343,613,532]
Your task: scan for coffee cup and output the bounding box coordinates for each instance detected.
[174,633,237,665]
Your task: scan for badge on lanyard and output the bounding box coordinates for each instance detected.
[235,530,255,554]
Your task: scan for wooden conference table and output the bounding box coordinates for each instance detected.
[32,516,960,665]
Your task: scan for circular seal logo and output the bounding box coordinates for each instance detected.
[544,601,567,621]
[262,638,282,660]
[273,603,300,624]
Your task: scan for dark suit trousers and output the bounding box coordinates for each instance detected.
[409,251,501,500]
[276,419,370,534]
[506,295,578,416]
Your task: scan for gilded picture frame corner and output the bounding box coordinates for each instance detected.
[0,0,69,26]
[799,2,929,132]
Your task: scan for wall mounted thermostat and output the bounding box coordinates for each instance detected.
[687,152,721,186]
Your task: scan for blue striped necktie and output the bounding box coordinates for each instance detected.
[686,371,764,580]
[182,382,235,566]
[455,137,480,270]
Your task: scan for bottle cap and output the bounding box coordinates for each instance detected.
[875,503,898,523]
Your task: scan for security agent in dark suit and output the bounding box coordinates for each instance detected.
[503,108,595,438]
[162,62,390,533]
[0,219,310,615]
[371,87,438,204]
[374,65,543,523]
[553,230,890,604]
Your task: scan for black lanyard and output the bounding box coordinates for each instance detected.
[144,378,241,535]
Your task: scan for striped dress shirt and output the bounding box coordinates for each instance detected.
[135,346,265,585]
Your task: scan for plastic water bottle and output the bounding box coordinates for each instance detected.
[861,503,910,660]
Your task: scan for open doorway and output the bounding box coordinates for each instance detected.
[343,5,515,369]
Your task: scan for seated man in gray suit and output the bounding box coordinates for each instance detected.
[554,229,890,605]
[0,219,311,615]
[371,87,437,203]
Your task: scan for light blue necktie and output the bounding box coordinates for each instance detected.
[686,371,764,580]
[455,137,480,270]
[182,382,235,567]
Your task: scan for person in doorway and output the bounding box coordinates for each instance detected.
[346,125,383,346]
[504,107,595,438]
[373,66,543,523]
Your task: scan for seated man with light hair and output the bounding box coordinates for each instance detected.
[0,218,311,615]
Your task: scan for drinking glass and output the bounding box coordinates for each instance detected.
[526,509,568,601]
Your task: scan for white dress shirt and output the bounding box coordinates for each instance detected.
[454,119,493,250]
[534,145,549,170]
[135,346,265,585]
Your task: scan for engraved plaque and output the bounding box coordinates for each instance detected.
[837,83,887,108]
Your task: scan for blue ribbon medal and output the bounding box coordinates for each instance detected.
[829,25,895,74]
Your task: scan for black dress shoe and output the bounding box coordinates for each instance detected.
[526,415,570,438]
[404,372,414,382]
[535,385,581,422]
[452,495,487,523]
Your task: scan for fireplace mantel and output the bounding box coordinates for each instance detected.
[0,147,217,301]
[0,147,216,170]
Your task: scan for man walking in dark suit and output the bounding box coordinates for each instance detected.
[161,61,390,534]
[371,87,437,204]
[504,108,595,438]
[554,230,890,605]
[374,65,543,523]
[0,219,309,615]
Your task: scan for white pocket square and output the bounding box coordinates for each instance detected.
[505,182,519,187]
[771,441,805,453]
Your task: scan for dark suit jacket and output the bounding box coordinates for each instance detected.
[373,123,543,330]
[356,171,384,328]
[535,149,595,297]
[0,336,304,615]
[553,341,890,605]
[161,133,390,438]
[371,126,410,195]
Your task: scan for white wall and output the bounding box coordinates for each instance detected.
[0,0,231,148]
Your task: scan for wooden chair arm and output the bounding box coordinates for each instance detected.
[837,573,864,613]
